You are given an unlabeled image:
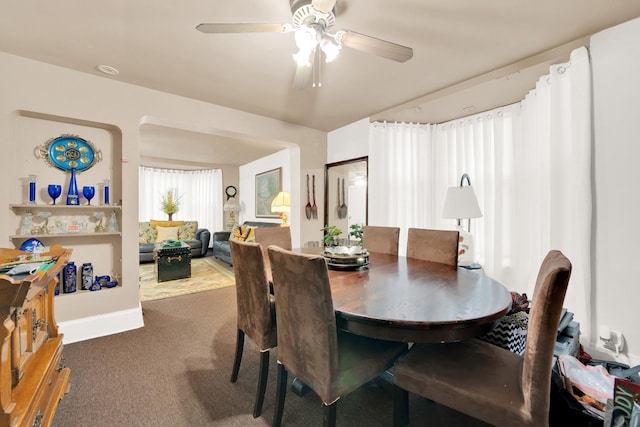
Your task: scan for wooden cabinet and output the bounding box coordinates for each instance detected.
[0,245,71,427]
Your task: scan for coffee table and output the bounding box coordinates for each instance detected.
[153,242,191,282]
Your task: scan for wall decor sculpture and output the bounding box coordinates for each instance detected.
[34,134,102,205]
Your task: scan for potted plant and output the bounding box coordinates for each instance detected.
[322,225,365,256]
[321,225,342,247]
[161,189,182,220]
[349,224,363,244]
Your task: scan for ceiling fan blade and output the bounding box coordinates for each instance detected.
[196,23,290,34]
[341,31,413,63]
[311,0,337,13]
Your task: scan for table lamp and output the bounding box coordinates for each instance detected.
[271,191,291,227]
[442,173,482,268]
[223,198,239,230]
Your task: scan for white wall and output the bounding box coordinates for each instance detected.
[239,149,299,247]
[0,52,326,342]
[591,17,640,365]
[327,118,369,163]
[326,18,640,366]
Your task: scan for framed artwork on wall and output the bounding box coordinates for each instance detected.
[255,167,282,217]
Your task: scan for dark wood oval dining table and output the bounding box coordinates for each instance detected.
[300,248,513,344]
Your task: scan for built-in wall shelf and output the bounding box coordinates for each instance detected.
[10,204,121,211]
[10,204,121,236]
[8,110,126,325]
[10,232,121,239]
[8,202,122,294]
[54,285,121,297]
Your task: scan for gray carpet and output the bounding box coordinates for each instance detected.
[52,282,487,426]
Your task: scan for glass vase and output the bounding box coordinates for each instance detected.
[66,168,79,205]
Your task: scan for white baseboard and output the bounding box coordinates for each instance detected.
[58,304,145,344]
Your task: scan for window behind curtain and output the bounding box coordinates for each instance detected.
[369,46,592,343]
[139,166,223,244]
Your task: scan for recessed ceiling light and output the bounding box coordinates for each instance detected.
[97,64,119,75]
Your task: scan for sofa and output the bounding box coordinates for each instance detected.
[212,221,280,266]
[139,220,211,263]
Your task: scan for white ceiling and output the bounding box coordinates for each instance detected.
[2,1,640,164]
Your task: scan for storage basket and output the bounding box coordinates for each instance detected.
[479,312,528,355]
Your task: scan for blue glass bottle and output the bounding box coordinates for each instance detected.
[28,175,37,204]
[63,261,77,293]
[55,270,61,296]
[81,262,93,291]
[103,179,110,205]
[66,167,79,205]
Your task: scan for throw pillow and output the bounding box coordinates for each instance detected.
[139,223,156,244]
[178,223,197,240]
[232,224,248,241]
[155,226,179,242]
[150,219,185,228]
[230,223,241,240]
[230,222,240,237]
[244,226,257,243]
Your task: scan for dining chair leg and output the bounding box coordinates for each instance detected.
[393,385,409,427]
[230,329,244,383]
[272,362,288,427]
[253,350,270,418]
[322,401,337,427]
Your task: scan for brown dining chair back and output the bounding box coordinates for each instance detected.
[254,226,292,250]
[267,245,407,427]
[361,225,401,255]
[392,250,572,427]
[406,228,459,266]
[229,239,277,418]
[254,226,292,284]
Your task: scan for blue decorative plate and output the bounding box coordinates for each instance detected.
[19,238,45,253]
[36,134,101,172]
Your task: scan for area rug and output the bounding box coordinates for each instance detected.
[139,257,235,302]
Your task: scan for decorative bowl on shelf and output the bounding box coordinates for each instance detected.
[19,238,45,253]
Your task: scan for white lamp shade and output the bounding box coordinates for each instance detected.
[223,199,239,212]
[271,191,291,213]
[442,185,482,219]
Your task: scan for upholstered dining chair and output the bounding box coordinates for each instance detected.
[255,226,292,250]
[406,228,459,266]
[229,239,277,418]
[267,245,408,427]
[254,226,292,285]
[392,250,572,427]
[361,225,401,255]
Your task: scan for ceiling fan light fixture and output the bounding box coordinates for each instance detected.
[293,48,313,67]
[294,25,319,50]
[197,0,413,88]
[320,37,341,62]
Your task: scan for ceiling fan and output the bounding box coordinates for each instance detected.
[196,0,413,88]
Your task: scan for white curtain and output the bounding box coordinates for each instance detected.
[514,47,593,342]
[139,167,223,244]
[369,46,592,341]
[369,122,436,254]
